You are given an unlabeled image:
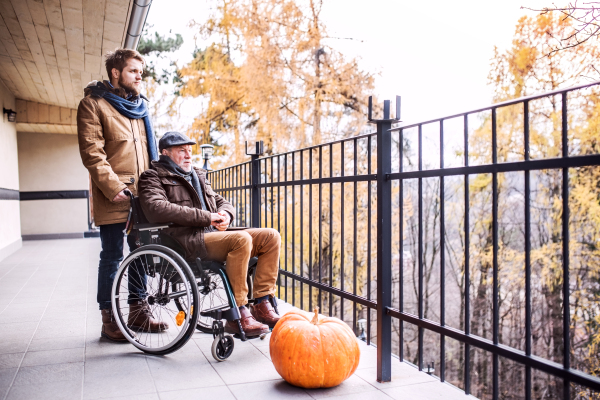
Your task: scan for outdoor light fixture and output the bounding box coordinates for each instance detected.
[200,144,215,170]
[357,319,367,342]
[3,108,16,122]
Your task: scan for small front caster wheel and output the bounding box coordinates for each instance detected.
[211,334,234,361]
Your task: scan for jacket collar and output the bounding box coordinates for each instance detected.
[150,161,207,180]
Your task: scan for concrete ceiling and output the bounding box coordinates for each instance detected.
[0,0,134,111]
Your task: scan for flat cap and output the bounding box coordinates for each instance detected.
[159,131,196,152]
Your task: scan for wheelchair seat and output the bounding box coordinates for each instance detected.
[110,191,278,361]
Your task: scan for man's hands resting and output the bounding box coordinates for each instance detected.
[211,211,231,231]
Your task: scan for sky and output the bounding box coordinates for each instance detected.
[144,0,552,130]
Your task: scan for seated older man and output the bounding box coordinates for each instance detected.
[138,131,281,336]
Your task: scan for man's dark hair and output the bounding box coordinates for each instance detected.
[105,48,145,79]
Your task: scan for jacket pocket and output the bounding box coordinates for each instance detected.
[105,175,136,213]
[160,177,194,206]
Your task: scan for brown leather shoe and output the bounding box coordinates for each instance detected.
[101,309,129,342]
[225,306,270,337]
[127,300,169,332]
[250,299,280,329]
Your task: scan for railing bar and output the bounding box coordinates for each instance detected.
[300,150,304,311]
[309,150,313,312]
[390,80,600,132]
[561,91,571,400]
[385,307,600,392]
[279,270,377,309]
[524,100,532,400]
[319,146,323,312]
[440,119,446,383]
[382,154,600,180]
[284,153,288,303]
[253,132,378,161]
[291,153,296,307]
[399,129,404,361]
[367,135,372,345]
[418,124,423,371]
[340,141,345,322]
[278,155,281,299]
[329,143,334,316]
[353,138,358,334]
[464,114,471,395]
[492,107,499,400]
[253,174,376,188]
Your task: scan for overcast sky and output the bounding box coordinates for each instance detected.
[145,0,551,127]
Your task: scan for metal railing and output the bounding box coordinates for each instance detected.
[208,81,600,399]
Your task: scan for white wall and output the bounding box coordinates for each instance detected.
[0,79,21,261]
[17,131,89,236]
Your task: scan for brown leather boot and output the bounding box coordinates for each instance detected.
[127,300,169,332]
[101,309,129,342]
[225,306,270,337]
[250,299,280,329]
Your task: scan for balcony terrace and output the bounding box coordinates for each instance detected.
[0,238,471,400]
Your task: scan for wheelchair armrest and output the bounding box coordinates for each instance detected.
[134,222,173,231]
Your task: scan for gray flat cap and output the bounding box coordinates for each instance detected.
[159,131,196,152]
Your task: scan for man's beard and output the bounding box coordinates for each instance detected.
[118,77,140,96]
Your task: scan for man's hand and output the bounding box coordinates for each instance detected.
[112,189,129,202]
[211,211,231,231]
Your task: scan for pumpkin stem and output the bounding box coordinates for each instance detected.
[311,307,319,325]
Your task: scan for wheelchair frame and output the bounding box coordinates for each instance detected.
[110,191,279,360]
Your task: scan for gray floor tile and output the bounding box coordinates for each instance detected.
[0,353,23,369]
[158,385,234,400]
[227,380,312,400]
[381,381,473,400]
[82,377,156,399]
[305,374,380,398]
[210,357,282,385]
[28,335,85,352]
[83,354,152,381]
[6,379,82,400]
[13,362,84,386]
[147,359,224,392]
[21,347,84,367]
[33,318,86,339]
[319,391,393,400]
[0,340,29,355]
[355,363,437,389]
[0,368,17,388]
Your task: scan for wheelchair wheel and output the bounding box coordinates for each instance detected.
[174,269,229,333]
[211,334,234,361]
[111,245,199,355]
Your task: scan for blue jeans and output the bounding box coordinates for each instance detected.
[97,222,147,310]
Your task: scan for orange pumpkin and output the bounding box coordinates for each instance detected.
[270,308,360,388]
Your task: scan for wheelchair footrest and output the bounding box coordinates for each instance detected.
[201,306,240,322]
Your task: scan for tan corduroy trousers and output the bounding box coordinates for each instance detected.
[203,228,281,306]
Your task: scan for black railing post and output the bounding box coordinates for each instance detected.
[246,141,264,228]
[370,96,400,383]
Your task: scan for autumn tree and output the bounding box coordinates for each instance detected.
[176,0,375,165]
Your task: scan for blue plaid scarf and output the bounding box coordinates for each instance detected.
[86,81,158,161]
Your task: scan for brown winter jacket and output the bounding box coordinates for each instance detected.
[138,161,236,260]
[77,81,150,226]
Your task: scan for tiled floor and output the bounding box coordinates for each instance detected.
[0,239,476,400]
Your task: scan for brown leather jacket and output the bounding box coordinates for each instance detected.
[77,81,150,226]
[138,161,235,260]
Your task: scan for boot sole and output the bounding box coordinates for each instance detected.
[100,331,129,343]
[224,325,270,336]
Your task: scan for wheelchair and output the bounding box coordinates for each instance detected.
[110,191,279,361]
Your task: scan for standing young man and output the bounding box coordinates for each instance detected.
[77,49,167,342]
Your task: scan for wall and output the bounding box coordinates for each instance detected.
[17,131,89,237]
[0,80,21,261]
